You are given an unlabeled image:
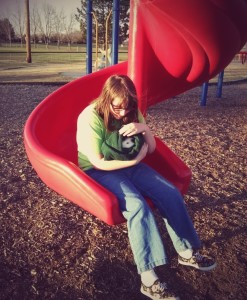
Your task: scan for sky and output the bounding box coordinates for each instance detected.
[0,0,82,29]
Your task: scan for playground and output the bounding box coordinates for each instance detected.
[0,81,247,299]
[0,55,246,84]
[1,0,247,299]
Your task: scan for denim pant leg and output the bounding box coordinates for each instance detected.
[85,168,168,273]
[130,163,201,253]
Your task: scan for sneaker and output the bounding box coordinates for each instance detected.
[141,279,180,300]
[178,251,216,271]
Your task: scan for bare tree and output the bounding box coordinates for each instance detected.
[30,6,40,47]
[64,13,76,50]
[1,18,14,46]
[40,2,56,48]
[12,0,25,47]
[35,8,45,44]
[54,9,66,49]
[69,30,84,44]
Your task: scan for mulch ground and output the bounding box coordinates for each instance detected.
[0,82,246,300]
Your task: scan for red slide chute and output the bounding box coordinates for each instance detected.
[24,0,247,225]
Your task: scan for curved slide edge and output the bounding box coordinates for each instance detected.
[24,63,127,225]
[24,62,192,225]
[24,61,191,225]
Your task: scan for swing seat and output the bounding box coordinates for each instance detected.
[24,62,191,225]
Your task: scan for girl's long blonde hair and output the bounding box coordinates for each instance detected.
[94,74,139,131]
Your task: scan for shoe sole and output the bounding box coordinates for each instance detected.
[178,260,217,271]
[140,286,180,300]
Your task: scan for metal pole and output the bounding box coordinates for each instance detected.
[216,71,224,98]
[112,0,120,65]
[92,12,98,71]
[86,0,92,74]
[200,82,209,106]
[25,0,32,63]
[105,9,112,67]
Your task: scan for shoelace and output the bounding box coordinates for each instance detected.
[152,281,168,293]
[193,252,204,262]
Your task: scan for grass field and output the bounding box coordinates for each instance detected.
[0,43,128,66]
[0,43,245,84]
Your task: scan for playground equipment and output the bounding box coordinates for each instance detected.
[94,48,112,70]
[87,0,118,72]
[92,9,113,71]
[23,63,191,225]
[200,71,225,106]
[239,51,247,64]
[200,49,247,106]
[24,0,247,225]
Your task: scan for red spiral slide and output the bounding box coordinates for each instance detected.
[24,0,247,225]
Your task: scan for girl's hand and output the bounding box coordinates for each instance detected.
[119,123,146,136]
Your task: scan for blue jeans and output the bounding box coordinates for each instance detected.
[85,163,201,273]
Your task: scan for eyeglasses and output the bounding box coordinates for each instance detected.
[111,101,136,113]
[111,103,130,113]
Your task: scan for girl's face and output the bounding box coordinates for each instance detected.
[110,97,131,119]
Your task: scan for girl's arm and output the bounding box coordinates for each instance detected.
[87,143,149,171]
